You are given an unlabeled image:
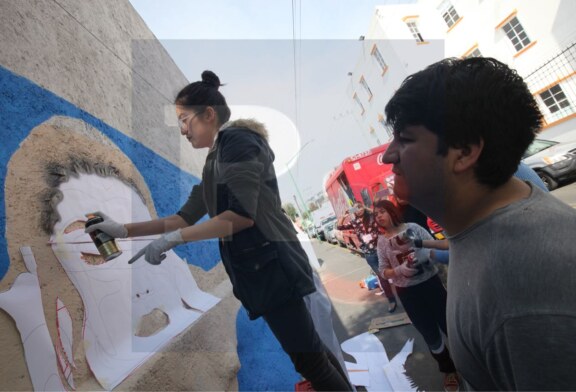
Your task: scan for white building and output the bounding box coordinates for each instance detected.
[348,0,576,145]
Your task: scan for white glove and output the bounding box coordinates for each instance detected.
[84,211,128,238]
[398,228,423,248]
[128,230,185,265]
[394,262,419,278]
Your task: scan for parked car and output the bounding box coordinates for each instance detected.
[316,215,337,242]
[323,222,339,244]
[521,138,576,190]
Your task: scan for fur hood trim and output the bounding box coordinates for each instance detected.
[219,118,269,141]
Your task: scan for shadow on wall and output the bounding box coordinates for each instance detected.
[0,65,221,281]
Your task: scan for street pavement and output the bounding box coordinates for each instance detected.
[312,240,446,391]
[551,180,576,208]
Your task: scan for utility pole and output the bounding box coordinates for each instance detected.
[285,139,315,222]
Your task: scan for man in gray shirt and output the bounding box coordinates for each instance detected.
[382,57,576,390]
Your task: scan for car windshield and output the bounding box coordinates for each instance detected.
[325,223,334,230]
[321,216,336,226]
[523,139,558,158]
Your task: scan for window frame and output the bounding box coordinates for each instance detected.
[377,113,393,139]
[501,16,531,52]
[371,44,388,75]
[359,76,373,101]
[353,93,365,115]
[462,44,482,59]
[539,84,571,115]
[438,0,461,28]
[404,17,425,43]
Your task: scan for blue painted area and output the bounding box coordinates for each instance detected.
[236,307,299,391]
[0,65,220,279]
[0,65,290,391]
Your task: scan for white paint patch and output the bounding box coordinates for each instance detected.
[50,174,220,390]
[0,247,66,391]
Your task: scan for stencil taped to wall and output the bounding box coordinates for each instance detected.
[49,173,220,390]
[0,247,66,391]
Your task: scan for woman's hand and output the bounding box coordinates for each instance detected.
[128,230,185,265]
[394,262,419,278]
[84,211,128,238]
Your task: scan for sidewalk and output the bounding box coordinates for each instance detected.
[313,240,445,391]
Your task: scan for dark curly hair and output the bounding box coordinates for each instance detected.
[175,70,231,124]
[385,57,543,188]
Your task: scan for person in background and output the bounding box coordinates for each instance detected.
[514,161,548,191]
[337,201,398,312]
[374,199,459,392]
[86,71,352,391]
[382,57,576,390]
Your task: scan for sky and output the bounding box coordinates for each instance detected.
[129,0,414,207]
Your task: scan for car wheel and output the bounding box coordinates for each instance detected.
[538,171,558,191]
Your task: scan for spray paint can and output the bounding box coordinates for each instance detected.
[85,214,122,261]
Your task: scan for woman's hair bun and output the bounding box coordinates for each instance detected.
[201,70,221,89]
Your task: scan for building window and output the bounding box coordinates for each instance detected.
[465,47,482,58]
[540,84,571,114]
[438,0,461,28]
[353,93,365,115]
[405,19,424,43]
[359,77,373,100]
[502,16,531,52]
[369,126,382,144]
[371,45,388,74]
[378,114,393,139]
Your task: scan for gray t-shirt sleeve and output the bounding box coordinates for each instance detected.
[485,314,576,390]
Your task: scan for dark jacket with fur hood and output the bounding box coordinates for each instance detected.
[178,119,315,319]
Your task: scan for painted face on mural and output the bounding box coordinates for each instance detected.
[49,173,218,388]
[176,105,217,149]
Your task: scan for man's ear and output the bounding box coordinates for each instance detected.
[452,140,484,174]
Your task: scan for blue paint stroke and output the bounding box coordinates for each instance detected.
[0,65,220,280]
[236,307,299,391]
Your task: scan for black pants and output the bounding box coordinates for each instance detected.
[395,275,456,373]
[263,298,353,391]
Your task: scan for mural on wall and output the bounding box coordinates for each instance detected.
[48,171,220,389]
[0,65,299,391]
[0,63,419,392]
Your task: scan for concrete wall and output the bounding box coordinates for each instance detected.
[0,0,207,176]
[0,1,247,390]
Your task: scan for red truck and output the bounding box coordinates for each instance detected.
[324,143,395,249]
[325,143,444,251]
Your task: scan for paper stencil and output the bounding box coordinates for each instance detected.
[0,247,66,391]
[50,174,220,390]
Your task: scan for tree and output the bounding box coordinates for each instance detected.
[282,203,298,221]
